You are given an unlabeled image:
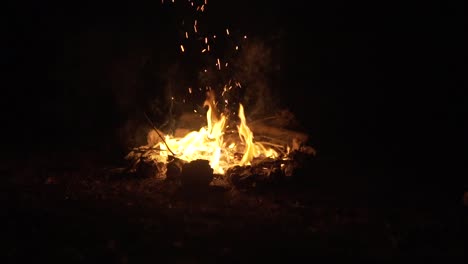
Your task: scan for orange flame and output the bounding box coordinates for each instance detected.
[153,97,279,175]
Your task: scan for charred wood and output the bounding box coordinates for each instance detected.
[180,159,214,188]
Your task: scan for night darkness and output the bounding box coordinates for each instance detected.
[3,0,467,262]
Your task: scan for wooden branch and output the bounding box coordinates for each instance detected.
[143,112,175,156]
[249,123,309,145]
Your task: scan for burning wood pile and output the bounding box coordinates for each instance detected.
[124,95,316,189]
[120,1,316,190]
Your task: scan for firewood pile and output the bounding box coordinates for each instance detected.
[123,109,316,190]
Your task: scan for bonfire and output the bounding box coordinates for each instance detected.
[123,0,315,187]
[124,89,315,188]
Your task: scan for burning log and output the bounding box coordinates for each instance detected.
[166,156,186,181]
[250,123,309,148]
[228,159,285,189]
[123,94,317,188]
[248,109,311,151]
[135,157,165,178]
[180,159,214,188]
[228,165,252,187]
[227,147,316,190]
[125,146,163,169]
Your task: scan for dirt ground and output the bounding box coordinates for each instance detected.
[2,150,467,263]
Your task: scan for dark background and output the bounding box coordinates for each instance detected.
[3,1,466,195]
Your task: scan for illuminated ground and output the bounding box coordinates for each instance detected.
[3,150,466,262]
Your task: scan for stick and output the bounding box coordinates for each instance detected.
[143,112,176,156]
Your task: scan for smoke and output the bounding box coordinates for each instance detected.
[232,37,281,119]
[142,32,285,138]
[117,1,286,150]
[196,35,283,121]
